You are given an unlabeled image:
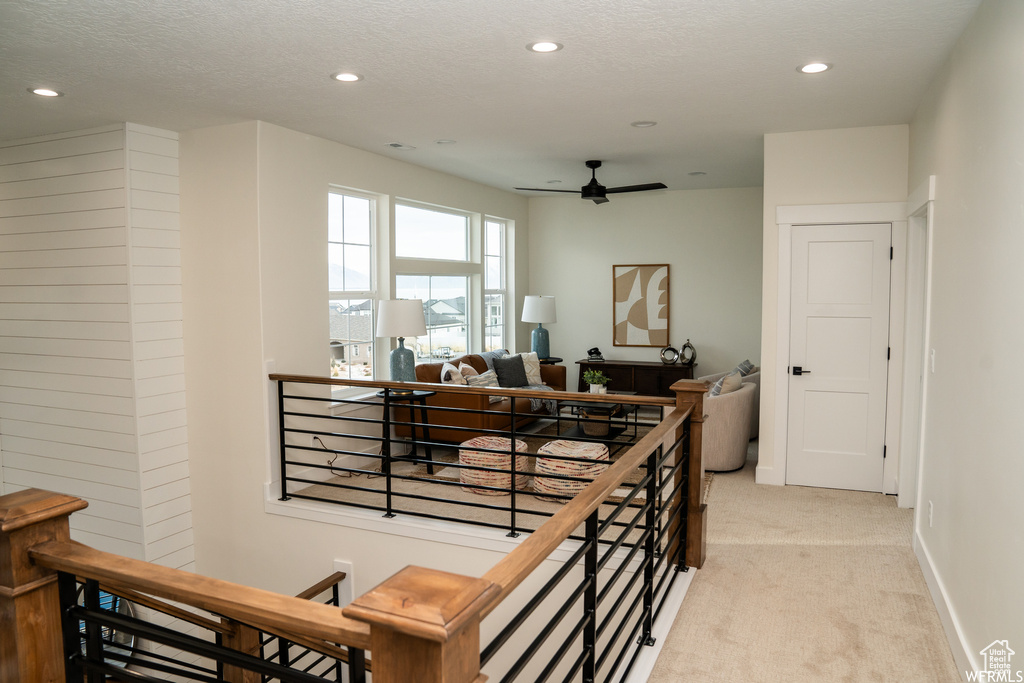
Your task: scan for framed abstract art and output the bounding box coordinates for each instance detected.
[612,264,670,347]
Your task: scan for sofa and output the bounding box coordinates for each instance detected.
[702,381,757,472]
[699,369,760,440]
[394,353,567,443]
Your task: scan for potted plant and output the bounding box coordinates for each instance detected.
[582,369,610,394]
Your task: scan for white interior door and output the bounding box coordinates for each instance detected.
[787,223,891,491]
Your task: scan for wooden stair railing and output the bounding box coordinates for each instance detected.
[0,379,706,683]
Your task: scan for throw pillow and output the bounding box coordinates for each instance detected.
[518,351,543,385]
[719,371,743,394]
[466,369,502,403]
[734,359,755,376]
[440,362,466,385]
[458,362,479,379]
[709,375,726,397]
[478,349,510,372]
[493,354,529,388]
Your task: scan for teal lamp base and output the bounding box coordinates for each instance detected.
[390,337,416,392]
[531,324,550,360]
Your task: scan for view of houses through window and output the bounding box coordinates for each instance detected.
[484,219,505,352]
[328,191,375,379]
[396,275,468,361]
[330,192,509,378]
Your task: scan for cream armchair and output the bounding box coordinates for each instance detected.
[699,369,760,439]
[701,381,757,472]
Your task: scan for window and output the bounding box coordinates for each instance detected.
[484,219,506,352]
[395,203,469,261]
[396,275,468,361]
[328,191,375,379]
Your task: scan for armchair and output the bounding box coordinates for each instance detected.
[702,381,756,472]
[699,369,760,439]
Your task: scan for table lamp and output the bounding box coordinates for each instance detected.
[522,295,556,359]
[376,299,426,387]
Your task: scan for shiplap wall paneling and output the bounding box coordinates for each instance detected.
[126,125,195,571]
[0,126,145,556]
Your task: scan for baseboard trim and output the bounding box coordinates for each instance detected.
[914,530,974,681]
[755,463,785,486]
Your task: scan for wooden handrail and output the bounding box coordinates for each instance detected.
[95,576,232,634]
[28,540,372,651]
[295,570,347,601]
[269,373,675,407]
[479,406,691,618]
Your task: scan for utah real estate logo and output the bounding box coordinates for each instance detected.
[969,640,1022,682]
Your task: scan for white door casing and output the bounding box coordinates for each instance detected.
[786,223,892,492]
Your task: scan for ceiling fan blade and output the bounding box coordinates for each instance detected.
[605,182,668,194]
[514,187,582,193]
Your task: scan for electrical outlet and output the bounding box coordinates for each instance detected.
[928,500,934,528]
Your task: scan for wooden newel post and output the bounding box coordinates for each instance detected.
[671,379,708,569]
[344,566,499,683]
[0,489,88,683]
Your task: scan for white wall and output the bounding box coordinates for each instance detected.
[908,0,1024,672]
[759,125,909,482]
[0,123,194,569]
[180,121,533,597]
[528,187,763,389]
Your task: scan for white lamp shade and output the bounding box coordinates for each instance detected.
[522,295,556,324]
[376,299,426,338]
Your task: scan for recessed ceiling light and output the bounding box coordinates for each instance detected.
[528,41,562,53]
[798,62,831,74]
[331,72,363,82]
[29,87,63,97]
[386,142,416,151]
[630,121,657,128]
[546,180,562,184]
[435,139,456,145]
[688,171,707,176]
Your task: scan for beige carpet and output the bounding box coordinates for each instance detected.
[649,443,960,683]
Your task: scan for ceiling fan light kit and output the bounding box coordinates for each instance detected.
[515,160,667,205]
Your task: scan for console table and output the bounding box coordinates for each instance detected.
[575,359,695,397]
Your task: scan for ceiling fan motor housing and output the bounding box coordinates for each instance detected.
[581,180,607,200]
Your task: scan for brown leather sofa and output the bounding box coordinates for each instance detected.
[394,354,567,443]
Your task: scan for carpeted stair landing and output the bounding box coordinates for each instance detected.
[648,442,960,683]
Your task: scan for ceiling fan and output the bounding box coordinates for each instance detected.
[515,160,667,204]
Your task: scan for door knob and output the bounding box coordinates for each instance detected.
[792,366,812,376]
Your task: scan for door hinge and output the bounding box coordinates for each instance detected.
[883,445,887,459]
[890,246,893,260]
[887,347,891,360]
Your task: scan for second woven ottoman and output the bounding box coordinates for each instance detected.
[459,436,531,495]
[534,439,610,499]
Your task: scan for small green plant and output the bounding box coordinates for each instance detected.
[583,369,610,386]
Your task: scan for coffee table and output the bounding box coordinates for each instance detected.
[556,392,639,450]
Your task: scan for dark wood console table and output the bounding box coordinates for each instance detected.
[575,359,695,397]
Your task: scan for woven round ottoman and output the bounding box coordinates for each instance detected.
[534,440,610,499]
[459,436,531,496]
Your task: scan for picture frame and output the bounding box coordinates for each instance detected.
[612,264,670,347]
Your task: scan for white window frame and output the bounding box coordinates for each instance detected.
[328,187,378,390]
[483,217,507,353]
[394,200,471,263]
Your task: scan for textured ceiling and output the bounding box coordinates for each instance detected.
[0,0,981,193]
